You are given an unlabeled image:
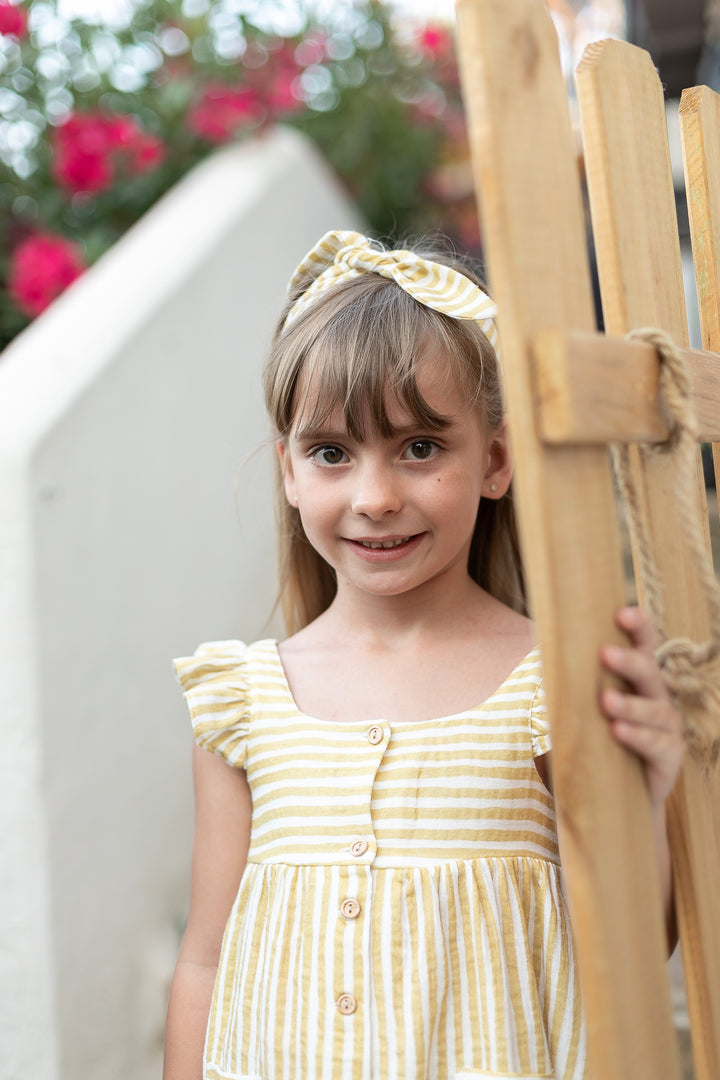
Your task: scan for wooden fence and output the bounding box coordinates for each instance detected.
[456,1,720,1077]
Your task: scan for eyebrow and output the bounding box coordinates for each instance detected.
[294,426,350,442]
[293,419,450,443]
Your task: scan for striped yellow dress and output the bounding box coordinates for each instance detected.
[174,638,588,1080]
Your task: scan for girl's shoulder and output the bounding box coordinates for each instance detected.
[173,638,278,766]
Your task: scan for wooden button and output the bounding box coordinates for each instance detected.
[350,839,369,857]
[337,993,357,1015]
[340,898,361,919]
[367,725,383,745]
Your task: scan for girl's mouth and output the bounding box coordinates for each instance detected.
[358,536,410,549]
[345,534,424,560]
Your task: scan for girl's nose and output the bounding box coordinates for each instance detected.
[350,461,402,519]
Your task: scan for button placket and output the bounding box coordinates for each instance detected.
[337,729,384,1024]
[343,723,386,863]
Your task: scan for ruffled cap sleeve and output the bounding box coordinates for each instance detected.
[173,640,249,767]
[530,675,551,758]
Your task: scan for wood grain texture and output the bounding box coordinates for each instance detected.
[578,39,720,1080]
[455,3,679,1077]
[680,87,720,516]
[532,329,720,443]
[676,83,720,1080]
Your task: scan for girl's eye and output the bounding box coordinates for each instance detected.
[312,445,348,466]
[404,440,438,461]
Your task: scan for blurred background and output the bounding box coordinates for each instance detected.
[0,2,711,1079]
[0,0,634,348]
[3,0,718,348]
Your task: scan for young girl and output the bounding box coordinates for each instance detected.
[164,231,683,1080]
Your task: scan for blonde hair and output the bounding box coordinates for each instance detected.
[263,244,526,634]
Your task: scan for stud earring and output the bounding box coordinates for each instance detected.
[489,482,498,493]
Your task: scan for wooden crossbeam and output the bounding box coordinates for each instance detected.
[531,329,720,443]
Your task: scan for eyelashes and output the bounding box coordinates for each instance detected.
[402,440,439,461]
[311,445,348,466]
[308,439,441,467]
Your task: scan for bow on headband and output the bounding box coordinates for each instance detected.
[284,230,499,354]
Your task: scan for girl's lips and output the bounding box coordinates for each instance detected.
[344,533,425,561]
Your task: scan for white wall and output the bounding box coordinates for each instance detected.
[0,127,361,1080]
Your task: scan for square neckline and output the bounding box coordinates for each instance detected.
[266,639,541,727]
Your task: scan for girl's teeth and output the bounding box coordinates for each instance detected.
[361,537,409,549]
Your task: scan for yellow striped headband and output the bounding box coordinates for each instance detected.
[284,230,499,354]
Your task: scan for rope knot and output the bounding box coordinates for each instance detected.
[613,327,720,762]
[626,327,697,452]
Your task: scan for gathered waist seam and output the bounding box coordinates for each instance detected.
[244,854,562,869]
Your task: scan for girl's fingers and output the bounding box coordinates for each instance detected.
[600,640,666,699]
[602,686,684,806]
[605,712,683,803]
[608,713,681,755]
[614,605,656,653]
[600,687,677,732]
[601,606,685,806]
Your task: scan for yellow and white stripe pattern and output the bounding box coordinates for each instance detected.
[284,230,499,353]
[175,639,587,1080]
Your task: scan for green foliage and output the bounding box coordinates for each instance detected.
[0,0,476,350]
[297,80,441,240]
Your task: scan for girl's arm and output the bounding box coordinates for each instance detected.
[163,743,253,1080]
[599,605,684,948]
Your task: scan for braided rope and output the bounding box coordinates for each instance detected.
[610,327,720,760]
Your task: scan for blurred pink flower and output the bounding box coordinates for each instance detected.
[8,233,86,317]
[52,115,114,193]
[419,25,454,58]
[51,112,166,195]
[266,69,302,114]
[127,130,166,173]
[186,84,263,143]
[263,45,303,115]
[0,2,27,38]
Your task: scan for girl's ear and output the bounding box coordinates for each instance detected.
[276,439,298,507]
[482,421,513,499]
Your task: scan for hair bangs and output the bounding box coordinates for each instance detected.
[273,275,484,442]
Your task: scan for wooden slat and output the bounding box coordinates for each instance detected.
[531,329,720,443]
[577,39,720,1080]
[680,87,720,516]
[455,3,680,1078]
[677,83,720,1080]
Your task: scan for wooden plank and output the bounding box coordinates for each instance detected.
[680,87,720,514]
[455,3,680,1078]
[532,329,720,443]
[577,39,720,1080]
[677,83,720,1080]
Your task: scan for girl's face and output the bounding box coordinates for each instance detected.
[277,352,512,603]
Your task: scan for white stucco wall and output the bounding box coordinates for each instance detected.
[0,127,361,1080]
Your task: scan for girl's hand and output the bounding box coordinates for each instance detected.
[599,606,684,809]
